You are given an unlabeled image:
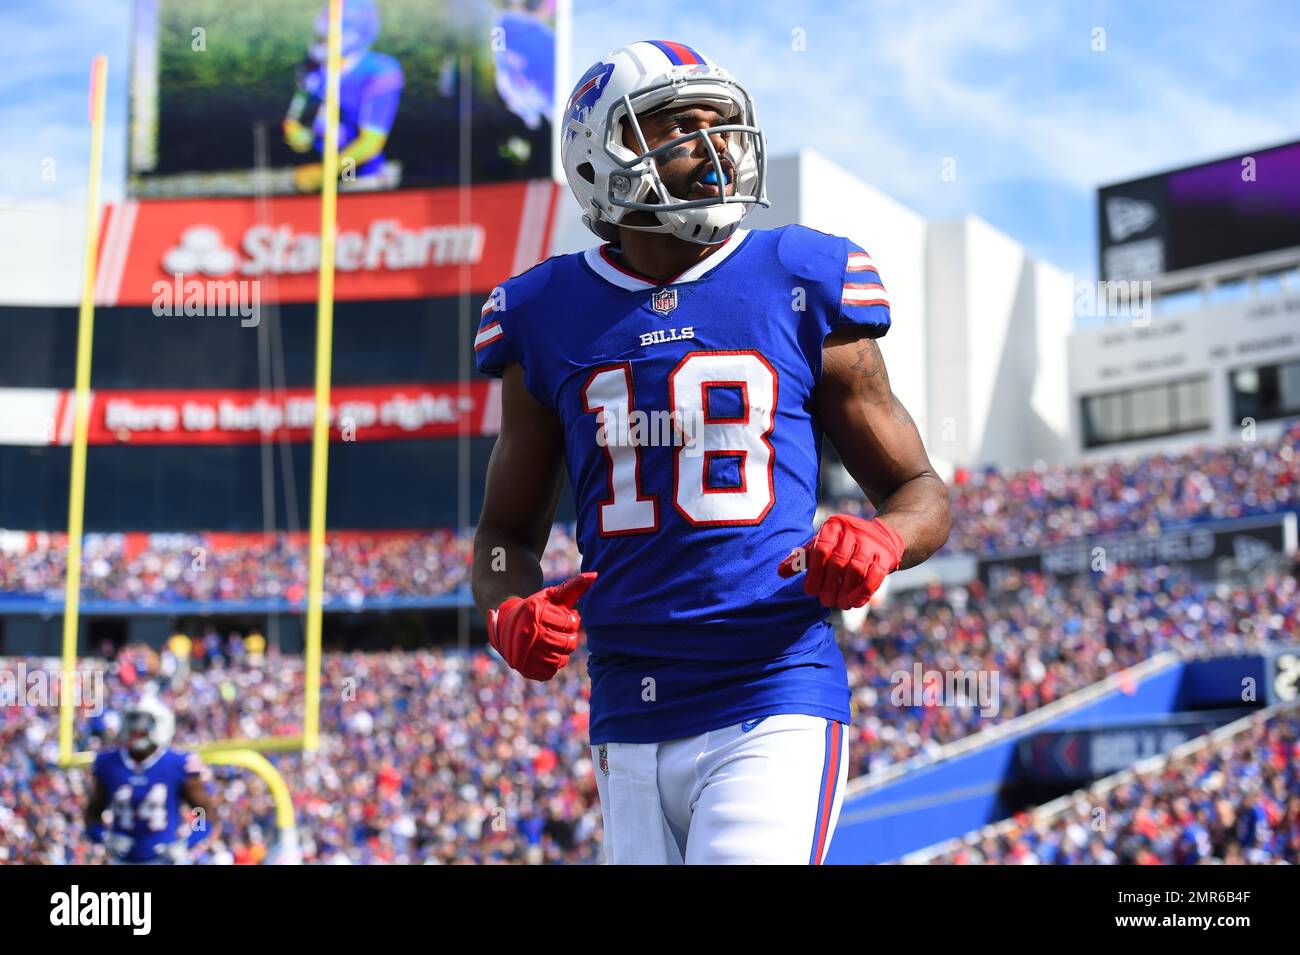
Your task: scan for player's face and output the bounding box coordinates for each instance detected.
[125,714,155,756]
[623,104,737,202]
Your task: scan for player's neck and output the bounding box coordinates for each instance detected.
[613,229,723,284]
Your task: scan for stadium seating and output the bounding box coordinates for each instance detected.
[3,559,1295,863]
[1,425,1294,606]
[2,425,1296,863]
[924,709,1300,864]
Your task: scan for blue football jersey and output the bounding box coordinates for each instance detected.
[92,748,204,863]
[475,224,891,744]
[303,50,403,177]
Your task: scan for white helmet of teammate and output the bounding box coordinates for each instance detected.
[560,40,768,246]
[123,695,175,756]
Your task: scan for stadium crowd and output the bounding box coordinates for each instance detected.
[1,645,601,865]
[932,710,1300,864]
[1,426,1296,863]
[830,422,1298,555]
[0,425,1294,606]
[844,564,1297,776]
[943,422,1298,554]
[2,560,1295,864]
[0,527,581,606]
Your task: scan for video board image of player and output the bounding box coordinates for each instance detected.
[127,0,557,197]
[282,0,405,193]
[491,2,556,135]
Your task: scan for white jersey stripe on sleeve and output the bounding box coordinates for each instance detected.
[474,321,504,350]
[842,283,889,307]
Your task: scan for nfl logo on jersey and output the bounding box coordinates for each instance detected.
[651,288,678,315]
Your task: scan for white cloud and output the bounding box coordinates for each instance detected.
[0,0,131,202]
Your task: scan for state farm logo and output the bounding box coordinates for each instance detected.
[162,226,239,276]
[157,220,485,278]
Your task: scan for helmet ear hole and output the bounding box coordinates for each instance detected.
[577,162,596,184]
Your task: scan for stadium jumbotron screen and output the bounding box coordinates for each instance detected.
[127,0,557,197]
[1098,139,1300,281]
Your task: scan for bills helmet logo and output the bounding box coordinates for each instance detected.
[564,61,615,143]
[651,288,678,315]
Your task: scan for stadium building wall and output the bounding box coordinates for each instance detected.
[1072,143,1300,459]
[1068,271,1300,459]
[0,200,84,307]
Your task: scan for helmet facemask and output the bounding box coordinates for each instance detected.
[597,74,767,245]
[125,711,157,757]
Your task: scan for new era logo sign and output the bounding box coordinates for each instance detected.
[651,288,677,315]
[1105,196,1158,242]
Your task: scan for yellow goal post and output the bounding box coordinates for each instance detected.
[59,0,346,771]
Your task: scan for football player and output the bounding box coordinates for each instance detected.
[283,0,404,192]
[85,696,217,864]
[472,40,950,864]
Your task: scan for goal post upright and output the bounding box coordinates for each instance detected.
[60,54,108,768]
[302,0,344,753]
[60,4,347,766]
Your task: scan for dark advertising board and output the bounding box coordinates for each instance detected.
[977,513,1296,587]
[1098,140,1300,281]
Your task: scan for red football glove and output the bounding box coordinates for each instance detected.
[488,572,596,681]
[777,515,905,610]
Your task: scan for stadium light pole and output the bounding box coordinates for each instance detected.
[59,55,108,767]
[302,0,344,753]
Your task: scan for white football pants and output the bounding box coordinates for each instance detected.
[591,714,849,865]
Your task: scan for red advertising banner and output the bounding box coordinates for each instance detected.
[0,382,502,447]
[94,179,560,306]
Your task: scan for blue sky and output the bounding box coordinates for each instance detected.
[3,0,1298,279]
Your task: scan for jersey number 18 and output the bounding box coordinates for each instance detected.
[582,350,777,534]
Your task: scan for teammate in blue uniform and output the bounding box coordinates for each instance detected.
[471,40,950,864]
[492,2,556,132]
[283,0,404,192]
[85,697,216,864]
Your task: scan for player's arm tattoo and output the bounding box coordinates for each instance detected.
[819,328,952,567]
[848,338,913,428]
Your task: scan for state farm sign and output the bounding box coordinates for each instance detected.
[162,221,483,278]
[242,220,481,275]
[95,179,559,306]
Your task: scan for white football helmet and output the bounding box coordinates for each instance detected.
[310,0,380,62]
[560,40,768,246]
[124,695,175,756]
